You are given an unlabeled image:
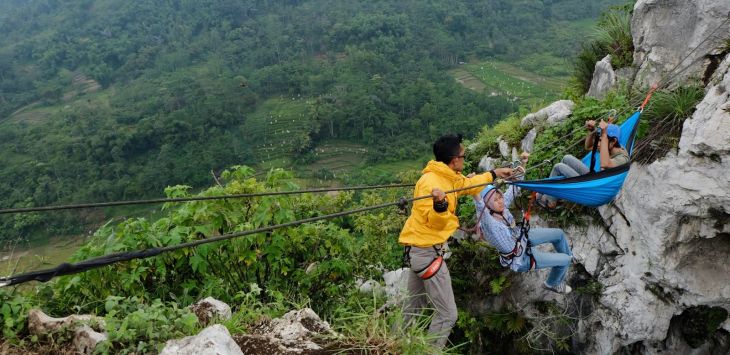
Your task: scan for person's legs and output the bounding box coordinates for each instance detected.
[405,246,457,348]
[403,269,427,326]
[423,260,457,348]
[528,228,572,287]
[561,155,590,175]
[542,155,589,206]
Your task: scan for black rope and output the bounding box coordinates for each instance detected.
[0,181,495,287]
[0,183,414,215]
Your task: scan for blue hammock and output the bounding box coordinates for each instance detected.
[509,111,641,207]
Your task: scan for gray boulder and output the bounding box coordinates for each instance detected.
[189,297,232,326]
[160,324,243,355]
[632,0,730,89]
[383,267,409,303]
[521,128,537,153]
[521,100,575,127]
[478,155,497,172]
[587,55,617,99]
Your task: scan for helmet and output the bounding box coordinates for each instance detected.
[479,185,496,201]
[600,124,621,141]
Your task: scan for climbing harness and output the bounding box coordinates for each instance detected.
[403,245,446,280]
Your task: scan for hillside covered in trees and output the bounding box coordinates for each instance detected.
[0,0,623,240]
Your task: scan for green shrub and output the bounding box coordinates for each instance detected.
[570,6,633,95]
[0,289,35,340]
[96,297,200,354]
[468,112,531,164]
[634,85,704,163]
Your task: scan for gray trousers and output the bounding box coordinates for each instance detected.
[545,155,590,204]
[403,245,457,349]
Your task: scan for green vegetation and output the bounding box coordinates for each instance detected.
[0,0,623,242]
[570,3,635,94]
[634,85,705,163]
[0,167,499,353]
[468,111,533,160]
[0,1,638,353]
[461,60,567,106]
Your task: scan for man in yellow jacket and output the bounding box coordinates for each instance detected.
[399,133,513,348]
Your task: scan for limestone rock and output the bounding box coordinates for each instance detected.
[478,155,496,172]
[520,100,575,127]
[73,325,108,355]
[160,324,243,355]
[383,267,409,302]
[234,334,304,355]
[27,309,104,335]
[571,54,730,354]
[235,308,334,353]
[190,297,232,326]
[521,128,537,153]
[356,279,384,296]
[632,0,730,89]
[266,308,332,345]
[498,138,510,158]
[587,55,617,99]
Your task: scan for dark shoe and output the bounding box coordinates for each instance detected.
[535,194,557,211]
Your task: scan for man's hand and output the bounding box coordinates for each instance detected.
[431,188,446,202]
[466,172,476,178]
[493,167,513,179]
[431,187,448,212]
[585,120,596,131]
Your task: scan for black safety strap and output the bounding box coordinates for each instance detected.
[589,130,600,174]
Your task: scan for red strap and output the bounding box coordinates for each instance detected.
[418,256,443,280]
[640,84,659,112]
[524,192,536,222]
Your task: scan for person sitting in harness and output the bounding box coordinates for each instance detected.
[537,117,630,210]
[474,153,573,294]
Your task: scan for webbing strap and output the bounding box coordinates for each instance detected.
[640,84,659,112]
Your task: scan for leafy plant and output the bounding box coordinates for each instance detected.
[634,85,704,163]
[570,5,634,95]
[468,112,531,165]
[97,297,200,354]
[0,289,34,340]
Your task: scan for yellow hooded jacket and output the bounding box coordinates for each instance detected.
[399,160,494,247]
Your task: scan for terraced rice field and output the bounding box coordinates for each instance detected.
[451,60,568,107]
[242,98,316,168]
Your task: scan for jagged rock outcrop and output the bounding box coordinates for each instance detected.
[521,128,537,153]
[493,5,730,354]
[27,309,108,354]
[28,309,105,335]
[190,297,232,326]
[588,55,617,99]
[383,267,409,302]
[356,278,385,296]
[632,0,730,89]
[74,325,109,355]
[520,100,575,127]
[548,45,728,355]
[498,138,510,158]
[234,308,335,353]
[478,155,497,172]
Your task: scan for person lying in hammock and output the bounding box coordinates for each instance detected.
[474,157,573,294]
[537,118,629,209]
